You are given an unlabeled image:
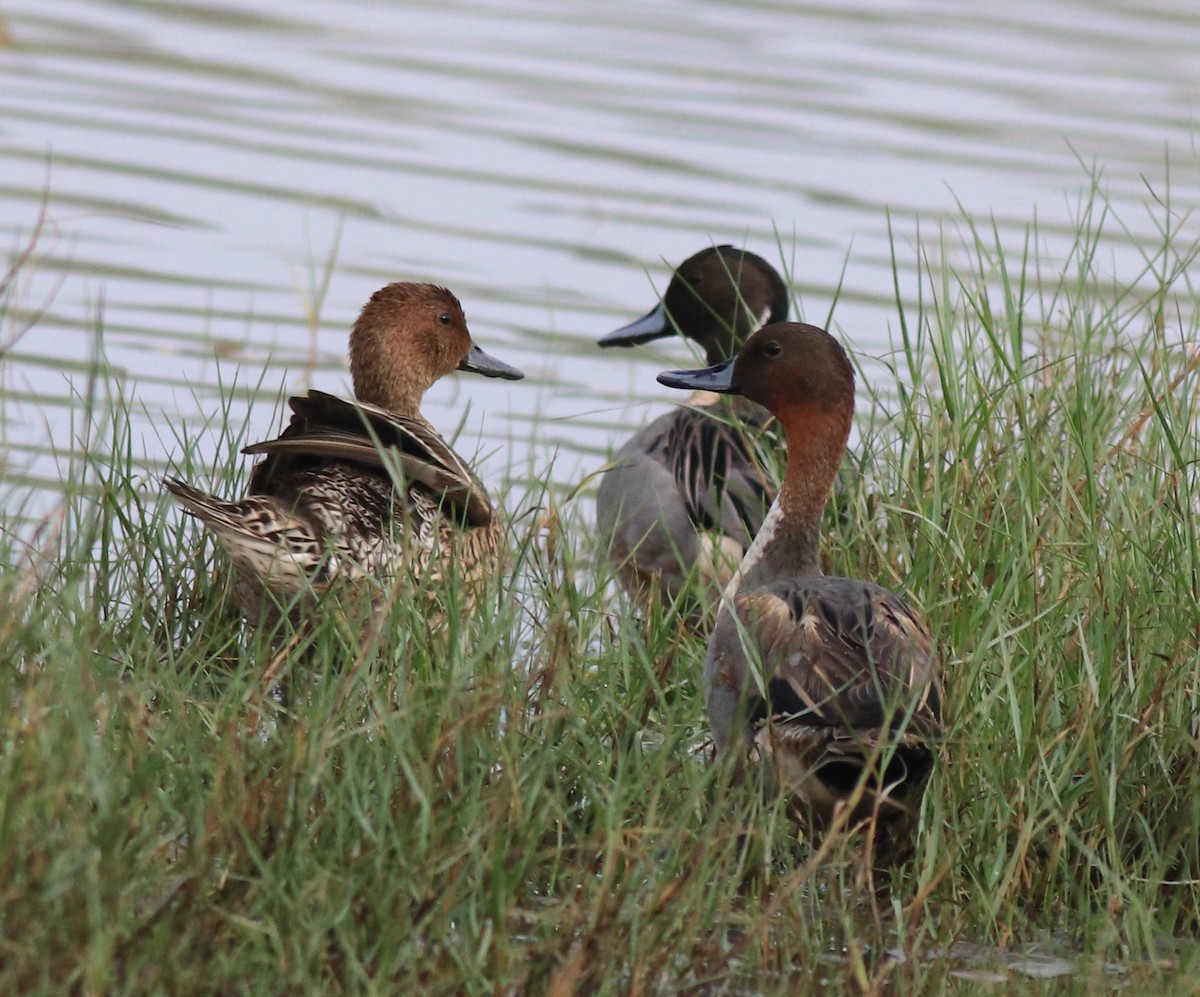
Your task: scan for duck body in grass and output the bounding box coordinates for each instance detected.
[166,282,524,631]
[657,322,942,839]
[596,246,788,621]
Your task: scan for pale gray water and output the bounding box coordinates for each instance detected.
[2,0,1199,520]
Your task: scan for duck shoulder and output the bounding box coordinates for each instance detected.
[719,576,941,738]
[243,389,494,528]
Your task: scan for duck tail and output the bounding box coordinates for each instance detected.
[164,477,247,533]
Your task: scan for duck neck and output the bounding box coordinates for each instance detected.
[350,360,424,416]
[349,322,430,416]
[731,494,820,596]
[724,401,846,596]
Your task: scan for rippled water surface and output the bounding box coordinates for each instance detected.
[2,0,1199,513]
[2,2,1200,985]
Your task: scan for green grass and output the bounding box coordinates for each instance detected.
[3,188,1200,994]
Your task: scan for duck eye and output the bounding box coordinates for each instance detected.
[764,340,782,357]
[438,312,452,325]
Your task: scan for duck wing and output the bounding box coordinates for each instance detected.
[243,390,494,528]
[706,576,941,826]
[719,576,941,739]
[660,401,777,550]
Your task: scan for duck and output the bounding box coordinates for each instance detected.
[657,322,942,840]
[595,245,788,622]
[165,282,524,633]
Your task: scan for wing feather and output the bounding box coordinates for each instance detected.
[244,390,493,527]
[657,401,776,548]
[732,577,941,738]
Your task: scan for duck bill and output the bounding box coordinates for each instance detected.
[459,343,525,380]
[656,356,740,393]
[597,302,673,348]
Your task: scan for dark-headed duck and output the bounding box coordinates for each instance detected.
[596,246,787,622]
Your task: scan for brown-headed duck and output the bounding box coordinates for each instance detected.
[166,282,524,632]
[658,321,942,839]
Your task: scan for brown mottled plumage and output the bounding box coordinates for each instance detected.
[658,322,942,845]
[166,282,524,633]
[596,246,787,621]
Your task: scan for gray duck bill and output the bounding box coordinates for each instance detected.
[656,356,739,393]
[597,302,672,347]
[459,343,525,380]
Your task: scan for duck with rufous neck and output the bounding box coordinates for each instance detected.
[658,321,942,842]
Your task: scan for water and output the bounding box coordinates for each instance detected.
[1,0,1199,518]
[2,2,1199,982]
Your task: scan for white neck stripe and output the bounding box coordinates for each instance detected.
[719,495,782,606]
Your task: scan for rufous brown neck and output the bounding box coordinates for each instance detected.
[735,398,850,592]
[778,400,848,529]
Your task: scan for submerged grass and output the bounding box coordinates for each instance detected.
[2,189,1200,993]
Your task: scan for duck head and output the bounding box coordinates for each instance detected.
[599,246,788,365]
[350,283,524,414]
[658,322,854,524]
